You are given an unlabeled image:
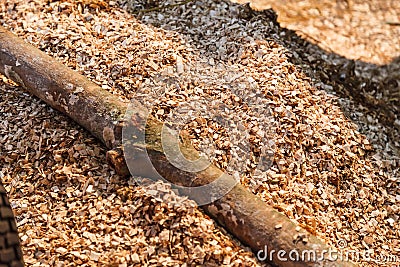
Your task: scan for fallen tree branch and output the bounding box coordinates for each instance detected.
[0,26,355,267]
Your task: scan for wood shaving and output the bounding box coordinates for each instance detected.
[1,0,399,266]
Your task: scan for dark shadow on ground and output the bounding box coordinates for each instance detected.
[127,0,400,159]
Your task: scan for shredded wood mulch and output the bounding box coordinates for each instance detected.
[0,0,399,266]
[235,0,400,65]
[0,78,263,267]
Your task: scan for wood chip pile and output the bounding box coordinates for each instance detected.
[235,0,400,65]
[0,81,262,267]
[0,0,399,266]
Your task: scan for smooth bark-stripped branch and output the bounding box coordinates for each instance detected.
[0,26,355,267]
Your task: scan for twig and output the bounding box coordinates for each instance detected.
[386,21,400,26]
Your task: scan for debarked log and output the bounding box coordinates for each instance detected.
[0,26,355,267]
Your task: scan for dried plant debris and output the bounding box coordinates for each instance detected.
[0,78,264,266]
[0,0,399,266]
[134,63,276,180]
[235,0,400,164]
[234,0,400,65]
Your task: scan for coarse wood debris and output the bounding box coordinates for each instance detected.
[0,0,399,266]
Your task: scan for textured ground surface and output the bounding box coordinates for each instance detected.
[0,0,399,266]
[234,0,400,65]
